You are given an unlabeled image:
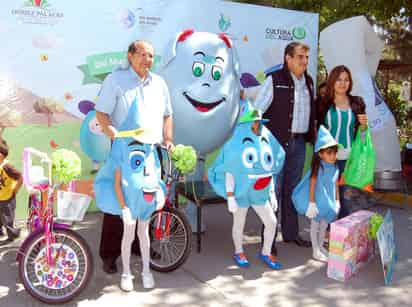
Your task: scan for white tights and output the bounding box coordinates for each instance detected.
[121,219,150,276]
[310,219,328,254]
[232,203,276,256]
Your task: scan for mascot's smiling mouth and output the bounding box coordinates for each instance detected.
[183,92,225,112]
[143,189,156,203]
[248,173,272,190]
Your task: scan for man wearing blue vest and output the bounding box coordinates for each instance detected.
[254,42,316,254]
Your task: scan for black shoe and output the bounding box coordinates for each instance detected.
[271,246,278,256]
[102,259,117,274]
[285,236,312,248]
[6,228,20,241]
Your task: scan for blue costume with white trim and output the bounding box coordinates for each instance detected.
[292,125,340,223]
[208,102,285,207]
[292,161,339,223]
[94,99,165,221]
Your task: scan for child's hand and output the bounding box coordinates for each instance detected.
[121,207,134,225]
[306,202,319,219]
[335,200,341,214]
[269,191,278,211]
[227,196,238,213]
[155,190,165,211]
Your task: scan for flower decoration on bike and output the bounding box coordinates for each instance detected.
[171,144,197,175]
[51,149,82,184]
[94,99,166,221]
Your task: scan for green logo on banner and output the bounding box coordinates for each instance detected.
[78,52,162,85]
[218,13,231,32]
[86,52,127,76]
[292,27,306,40]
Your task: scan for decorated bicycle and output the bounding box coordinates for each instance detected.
[17,147,93,304]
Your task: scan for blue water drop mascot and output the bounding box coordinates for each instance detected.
[160,29,242,232]
[94,99,165,290]
[208,102,285,269]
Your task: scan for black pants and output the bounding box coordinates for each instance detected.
[261,135,306,249]
[0,197,20,238]
[99,212,140,262]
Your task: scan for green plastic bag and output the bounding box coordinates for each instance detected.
[342,128,376,192]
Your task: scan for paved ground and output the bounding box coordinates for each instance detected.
[0,201,411,307]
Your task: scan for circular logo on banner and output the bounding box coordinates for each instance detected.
[292,27,306,40]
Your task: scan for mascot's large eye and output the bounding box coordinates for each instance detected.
[211,65,223,81]
[192,61,205,77]
[260,146,274,171]
[242,147,258,169]
[129,150,145,171]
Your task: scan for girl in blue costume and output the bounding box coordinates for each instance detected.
[208,103,285,269]
[94,100,165,291]
[292,125,340,262]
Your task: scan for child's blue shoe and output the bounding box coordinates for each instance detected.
[259,253,281,270]
[233,253,249,267]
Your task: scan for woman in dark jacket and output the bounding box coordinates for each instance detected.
[317,65,368,218]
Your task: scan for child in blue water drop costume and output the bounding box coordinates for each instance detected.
[208,103,285,269]
[292,126,341,262]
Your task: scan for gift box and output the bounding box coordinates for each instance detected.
[327,210,376,281]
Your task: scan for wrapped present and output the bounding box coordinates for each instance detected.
[327,210,376,281]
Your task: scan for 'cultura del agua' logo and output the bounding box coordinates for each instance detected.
[218,13,231,32]
[292,27,306,40]
[265,26,306,41]
[11,0,64,25]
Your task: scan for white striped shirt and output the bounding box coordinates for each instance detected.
[290,73,310,133]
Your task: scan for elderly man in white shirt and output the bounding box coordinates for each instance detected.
[96,40,173,275]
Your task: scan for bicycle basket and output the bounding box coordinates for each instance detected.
[57,190,91,221]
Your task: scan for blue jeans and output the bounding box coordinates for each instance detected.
[275,135,307,242]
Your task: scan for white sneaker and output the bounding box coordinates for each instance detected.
[141,272,155,289]
[120,274,134,292]
[320,246,329,257]
[313,249,328,262]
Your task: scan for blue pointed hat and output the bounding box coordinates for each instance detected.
[314,125,340,152]
[238,100,269,124]
[115,98,157,144]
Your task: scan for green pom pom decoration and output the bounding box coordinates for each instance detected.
[51,149,82,184]
[369,213,384,240]
[171,144,197,175]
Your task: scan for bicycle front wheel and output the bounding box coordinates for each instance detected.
[149,206,192,272]
[18,228,93,304]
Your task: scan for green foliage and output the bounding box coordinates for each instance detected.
[386,81,409,125]
[230,0,412,30]
[51,149,82,184]
[171,145,197,175]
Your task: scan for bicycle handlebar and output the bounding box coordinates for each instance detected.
[24,147,52,164]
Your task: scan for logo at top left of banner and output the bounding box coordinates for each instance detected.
[11,0,64,26]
